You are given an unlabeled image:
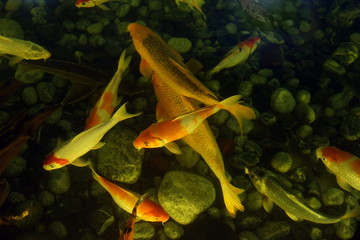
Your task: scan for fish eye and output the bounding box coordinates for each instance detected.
[144,142,150,147]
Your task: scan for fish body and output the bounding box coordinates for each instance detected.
[75,0,111,10]
[119,193,150,240]
[208,37,261,76]
[90,166,169,223]
[0,35,50,65]
[316,146,360,192]
[133,95,241,153]
[245,166,360,223]
[43,103,141,170]
[150,73,245,217]
[175,0,206,19]
[239,0,272,22]
[85,50,131,129]
[128,22,256,132]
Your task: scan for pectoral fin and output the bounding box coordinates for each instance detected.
[336,175,352,192]
[262,196,273,213]
[140,58,153,79]
[165,142,182,155]
[97,3,110,10]
[92,142,105,150]
[9,56,24,66]
[285,211,302,221]
[71,158,89,167]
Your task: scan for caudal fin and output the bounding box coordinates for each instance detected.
[225,101,256,135]
[117,49,132,74]
[220,179,245,217]
[341,205,360,220]
[112,102,142,122]
[218,95,242,109]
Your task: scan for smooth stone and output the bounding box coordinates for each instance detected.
[207,207,221,218]
[245,190,263,211]
[48,221,67,239]
[15,200,44,230]
[260,112,277,126]
[62,20,75,32]
[158,171,215,225]
[8,191,26,204]
[47,167,71,194]
[327,92,354,111]
[295,103,316,124]
[322,187,345,206]
[313,29,324,41]
[310,227,323,240]
[258,69,274,78]
[238,215,263,229]
[0,18,24,38]
[90,181,107,197]
[132,97,148,112]
[5,156,26,177]
[15,65,45,84]
[21,87,37,106]
[56,33,77,47]
[250,73,267,85]
[205,80,220,92]
[164,220,184,239]
[87,205,114,235]
[75,19,91,30]
[129,0,141,7]
[116,4,130,17]
[239,231,259,240]
[227,117,253,135]
[38,190,55,207]
[270,88,296,113]
[332,42,358,66]
[271,152,292,173]
[44,108,62,125]
[323,58,346,75]
[86,22,104,35]
[238,81,253,97]
[225,23,237,34]
[168,38,192,53]
[96,126,143,183]
[305,197,321,210]
[255,221,290,240]
[134,222,155,239]
[295,90,311,103]
[89,35,106,47]
[175,145,200,168]
[339,115,360,140]
[0,111,10,126]
[148,0,163,11]
[299,20,312,32]
[209,109,229,126]
[36,82,56,104]
[78,34,88,46]
[287,167,307,183]
[334,219,357,240]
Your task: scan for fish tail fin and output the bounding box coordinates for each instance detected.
[112,102,142,122]
[220,178,245,217]
[117,49,132,74]
[218,95,242,110]
[341,205,360,220]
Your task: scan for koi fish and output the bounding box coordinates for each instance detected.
[43,103,141,170]
[128,22,256,133]
[0,35,51,65]
[0,209,29,226]
[208,37,261,76]
[75,0,111,10]
[175,0,206,19]
[133,95,241,154]
[90,165,169,222]
[85,50,131,129]
[239,0,272,23]
[245,166,360,223]
[119,193,151,240]
[316,146,360,192]
[150,72,245,217]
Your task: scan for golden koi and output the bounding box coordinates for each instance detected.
[85,50,131,129]
[150,73,245,217]
[90,165,169,222]
[208,37,261,76]
[118,193,151,240]
[43,103,141,170]
[175,0,206,19]
[128,22,256,132]
[316,146,360,192]
[75,0,111,10]
[245,166,360,223]
[0,35,51,65]
[133,95,241,154]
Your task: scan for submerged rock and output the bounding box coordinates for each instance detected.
[87,205,114,236]
[96,126,143,183]
[0,18,24,38]
[164,220,184,239]
[255,221,290,240]
[47,167,71,195]
[270,88,296,113]
[334,219,358,240]
[322,187,345,206]
[168,37,192,53]
[158,171,215,225]
[48,221,67,239]
[270,151,292,173]
[134,222,155,239]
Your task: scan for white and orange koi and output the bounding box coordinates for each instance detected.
[90,165,169,223]
[208,37,261,76]
[316,146,360,192]
[43,103,141,171]
[175,0,206,19]
[133,95,241,154]
[128,22,256,133]
[75,0,112,10]
[85,50,131,129]
[119,193,151,240]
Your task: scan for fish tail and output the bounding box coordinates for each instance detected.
[341,205,360,220]
[218,95,242,109]
[117,49,132,74]
[220,178,245,217]
[112,102,142,122]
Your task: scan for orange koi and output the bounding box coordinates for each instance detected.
[150,72,245,217]
[208,37,261,76]
[316,146,360,192]
[118,193,151,240]
[133,95,241,154]
[128,22,256,132]
[85,50,131,129]
[90,165,169,222]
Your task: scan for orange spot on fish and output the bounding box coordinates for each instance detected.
[101,92,114,114]
[351,160,360,176]
[85,109,102,129]
[321,146,354,163]
[43,154,69,166]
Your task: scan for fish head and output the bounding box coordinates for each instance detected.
[28,44,51,60]
[75,0,95,8]
[244,166,267,192]
[133,130,166,150]
[316,146,353,169]
[137,199,170,222]
[240,37,261,52]
[43,154,69,171]
[127,23,152,51]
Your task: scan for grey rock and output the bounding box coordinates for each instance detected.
[225,23,237,34]
[164,220,184,239]
[334,219,357,240]
[158,171,215,225]
[322,187,345,206]
[148,0,163,11]
[15,200,44,230]
[36,82,56,104]
[47,167,71,194]
[270,88,296,113]
[305,197,321,210]
[237,215,263,229]
[132,97,148,112]
[48,221,67,239]
[271,152,292,173]
[8,191,26,204]
[332,42,358,67]
[5,156,26,177]
[96,126,143,183]
[75,19,91,31]
[62,20,75,32]
[56,33,77,47]
[21,87,38,105]
[209,109,229,126]
[255,221,290,240]
[134,222,155,239]
[327,91,354,111]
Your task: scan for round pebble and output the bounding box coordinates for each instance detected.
[86,22,104,35]
[164,220,184,239]
[245,190,263,211]
[239,231,259,240]
[38,190,55,207]
[168,38,192,53]
[48,221,67,239]
[225,23,237,34]
[295,90,311,103]
[270,88,296,113]
[334,219,357,240]
[47,167,71,194]
[5,156,27,177]
[21,87,38,105]
[36,82,56,104]
[322,187,345,206]
[116,4,130,17]
[271,152,292,173]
